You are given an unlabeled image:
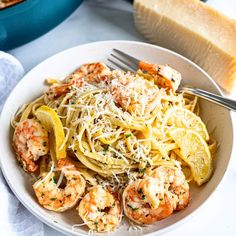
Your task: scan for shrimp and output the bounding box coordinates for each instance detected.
[139,61,182,92]
[33,158,86,212]
[70,62,111,84]
[110,70,160,116]
[13,119,49,173]
[78,186,121,232]
[46,62,111,99]
[150,165,190,211]
[123,177,173,225]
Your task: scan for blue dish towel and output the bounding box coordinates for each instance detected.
[0,51,44,236]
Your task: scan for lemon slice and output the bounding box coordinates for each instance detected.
[165,107,209,140]
[169,128,212,186]
[35,105,66,160]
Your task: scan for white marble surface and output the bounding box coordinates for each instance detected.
[7,0,236,235]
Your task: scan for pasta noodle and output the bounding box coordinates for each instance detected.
[12,63,216,188]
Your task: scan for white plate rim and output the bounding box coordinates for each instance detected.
[0,40,234,236]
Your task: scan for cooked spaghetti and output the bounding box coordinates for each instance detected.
[11,62,216,232]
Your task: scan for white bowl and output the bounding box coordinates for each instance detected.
[0,41,233,236]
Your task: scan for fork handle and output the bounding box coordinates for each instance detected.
[179,87,236,112]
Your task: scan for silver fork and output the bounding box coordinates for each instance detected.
[108,49,236,112]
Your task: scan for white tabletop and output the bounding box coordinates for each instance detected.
[8,0,236,235]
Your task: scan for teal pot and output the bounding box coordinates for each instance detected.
[0,0,83,50]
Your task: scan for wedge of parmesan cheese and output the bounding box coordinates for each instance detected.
[134,0,236,92]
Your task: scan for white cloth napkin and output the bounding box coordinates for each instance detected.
[0,51,44,236]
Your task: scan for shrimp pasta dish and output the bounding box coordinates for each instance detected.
[11,61,216,232]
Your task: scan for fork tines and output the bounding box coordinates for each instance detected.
[107,49,140,72]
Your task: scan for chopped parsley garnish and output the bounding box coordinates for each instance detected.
[127,204,139,211]
[142,195,146,200]
[138,168,146,173]
[137,188,143,194]
[103,145,109,153]
[125,134,132,138]
[94,221,98,229]
[50,198,56,201]
[53,176,57,184]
